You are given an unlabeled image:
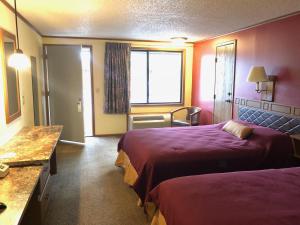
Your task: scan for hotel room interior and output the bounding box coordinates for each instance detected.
[0,0,300,225]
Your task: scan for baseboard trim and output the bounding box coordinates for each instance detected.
[60,140,85,146]
[93,133,124,137]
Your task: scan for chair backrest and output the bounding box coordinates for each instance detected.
[186,107,201,125]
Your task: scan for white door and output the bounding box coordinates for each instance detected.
[45,45,84,143]
[213,41,236,124]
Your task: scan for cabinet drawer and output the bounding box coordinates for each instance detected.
[39,175,51,222]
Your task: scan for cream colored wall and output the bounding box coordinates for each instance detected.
[0,2,43,145]
[43,37,194,135]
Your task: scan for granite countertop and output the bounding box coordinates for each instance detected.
[0,126,63,166]
[0,166,42,225]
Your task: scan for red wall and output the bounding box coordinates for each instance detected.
[192,14,300,125]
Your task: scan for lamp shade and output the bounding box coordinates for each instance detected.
[247,66,268,82]
[8,49,31,70]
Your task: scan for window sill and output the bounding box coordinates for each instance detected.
[131,103,184,107]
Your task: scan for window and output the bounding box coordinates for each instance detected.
[130,50,183,104]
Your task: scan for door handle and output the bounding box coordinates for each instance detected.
[225,99,232,103]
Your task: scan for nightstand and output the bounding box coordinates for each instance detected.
[290,134,300,159]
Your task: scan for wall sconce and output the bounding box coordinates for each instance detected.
[247,66,276,102]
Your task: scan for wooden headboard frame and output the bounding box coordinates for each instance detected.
[235,98,300,117]
[235,98,300,135]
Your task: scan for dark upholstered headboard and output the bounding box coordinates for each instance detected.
[238,106,300,135]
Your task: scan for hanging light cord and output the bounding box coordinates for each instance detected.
[14,0,20,50]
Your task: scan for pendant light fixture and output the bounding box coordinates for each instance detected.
[8,0,30,70]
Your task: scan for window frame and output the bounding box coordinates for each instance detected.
[130,48,185,106]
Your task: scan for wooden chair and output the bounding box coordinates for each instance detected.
[170,106,201,127]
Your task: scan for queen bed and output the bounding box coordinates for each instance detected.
[149,167,300,225]
[115,107,298,205]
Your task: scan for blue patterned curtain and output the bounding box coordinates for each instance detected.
[104,43,131,114]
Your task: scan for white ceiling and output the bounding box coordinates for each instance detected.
[6,0,300,42]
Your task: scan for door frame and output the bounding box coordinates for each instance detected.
[30,56,40,125]
[42,44,95,136]
[213,40,237,123]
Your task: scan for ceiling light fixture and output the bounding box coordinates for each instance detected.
[8,0,30,70]
[170,37,188,44]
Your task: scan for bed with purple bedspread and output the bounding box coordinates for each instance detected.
[117,121,293,203]
[149,167,300,225]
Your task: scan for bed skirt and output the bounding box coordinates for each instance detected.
[151,210,167,225]
[115,150,156,216]
[115,150,138,186]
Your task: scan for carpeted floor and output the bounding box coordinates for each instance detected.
[44,136,149,225]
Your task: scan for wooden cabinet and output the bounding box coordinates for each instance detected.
[291,134,300,159]
[21,163,52,225]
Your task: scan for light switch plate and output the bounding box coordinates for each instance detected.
[0,164,9,178]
